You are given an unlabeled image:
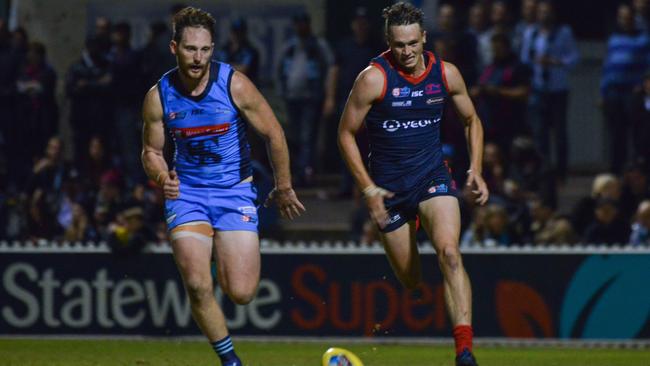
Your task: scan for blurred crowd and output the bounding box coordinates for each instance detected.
[0,0,649,250]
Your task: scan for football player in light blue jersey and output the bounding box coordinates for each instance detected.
[141,7,304,366]
[338,3,488,366]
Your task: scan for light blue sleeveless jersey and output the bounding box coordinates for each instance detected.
[157,61,251,188]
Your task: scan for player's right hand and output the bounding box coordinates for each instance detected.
[162,170,180,199]
[362,185,394,229]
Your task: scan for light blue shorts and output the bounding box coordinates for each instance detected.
[164,182,259,232]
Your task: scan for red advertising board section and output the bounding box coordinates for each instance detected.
[1,245,649,339]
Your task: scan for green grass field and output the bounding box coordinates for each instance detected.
[1,339,648,366]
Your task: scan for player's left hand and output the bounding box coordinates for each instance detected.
[466,170,489,205]
[264,187,306,219]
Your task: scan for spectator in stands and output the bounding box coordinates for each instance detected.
[26,137,72,240]
[630,199,650,245]
[140,21,176,88]
[634,0,650,32]
[471,33,531,154]
[477,1,514,68]
[630,71,650,165]
[461,205,487,247]
[528,194,575,244]
[507,136,556,207]
[93,169,124,240]
[514,0,538,53]
[15,42,58,169]
[215,18,260,85]
[325,7,382,196]
[108,22,144,186]
[66,36,113,163]
[570,173,621,236]
[63,203,98,242]
[79,136,113,197]
[94,16,112,56]
[600,4,650,174]
[520,0,578,182]
[481,142,507,197]
[107,206,152,257]
[468,2,489,39]
[583,198,630,245]
[429,3,478,85]
[10,27,28,62]
[276,12,334,186]
[619,161,650,223]
[481,204,519,246]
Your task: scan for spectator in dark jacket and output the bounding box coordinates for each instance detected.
[583,198,630,245]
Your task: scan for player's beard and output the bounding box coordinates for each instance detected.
[180,61,209,80]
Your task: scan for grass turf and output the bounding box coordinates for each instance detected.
[0,339,648,366]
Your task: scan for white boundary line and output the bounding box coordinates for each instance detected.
[1,240,649,255]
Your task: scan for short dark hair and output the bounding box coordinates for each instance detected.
[172,7,215,43]
[382,2,424,35]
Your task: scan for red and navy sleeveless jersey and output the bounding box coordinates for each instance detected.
[157,61,251,188]
[365,50,449,193]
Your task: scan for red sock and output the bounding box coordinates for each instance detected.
[453,325,473,355]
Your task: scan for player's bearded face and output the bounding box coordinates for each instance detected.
[387,24,426,71]
[172,26,214,80]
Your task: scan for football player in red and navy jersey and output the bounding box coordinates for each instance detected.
[338,3,488,365]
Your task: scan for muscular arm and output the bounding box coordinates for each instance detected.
[444,61,489,204]
[141,86,169,185]
[230,71,291,189]
[337,66,384,192]
[230,71,304,218]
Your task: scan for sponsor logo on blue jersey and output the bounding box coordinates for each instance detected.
[392,87,411,98]
[411,90,424,97]
[168,111,187,120]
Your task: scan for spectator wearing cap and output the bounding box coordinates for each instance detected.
[520,0,578,182]
[583,198,630,245]
[600,4,650,174]
[324,7,382,196]
[276,11,335,186]
[215,18,260,85]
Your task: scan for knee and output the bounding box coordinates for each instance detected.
[184,277,213,304]
[438,245,462,273]
[226,287,256,305]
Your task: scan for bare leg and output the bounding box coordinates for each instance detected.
[379,220,421,289]
[212,230,261,305]
[171,229,228,341]
[418,196,472,325]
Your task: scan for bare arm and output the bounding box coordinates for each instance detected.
[141,86,179,199]
[444,61,489,204]
[337,66,383,192]
[337,65,394,227]
[230,71,304,218]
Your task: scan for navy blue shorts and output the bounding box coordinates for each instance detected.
[164,182,259,232]
[380,166,458,233]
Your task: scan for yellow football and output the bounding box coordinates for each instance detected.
[321,347,364,366]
